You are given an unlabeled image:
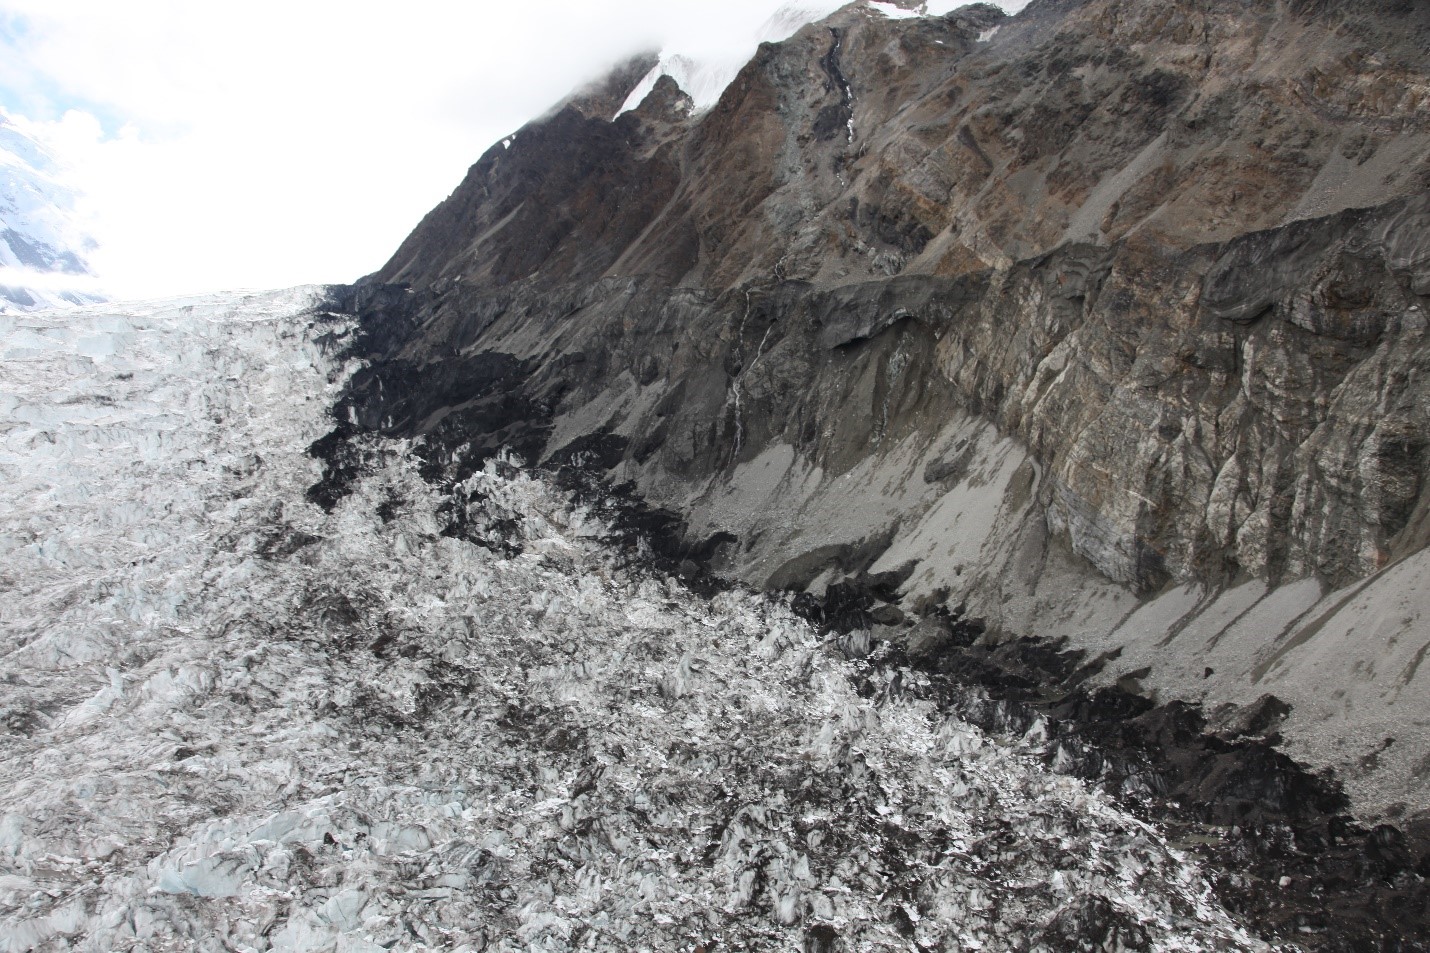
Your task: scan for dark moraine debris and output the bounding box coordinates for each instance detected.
[769,580,1430,951]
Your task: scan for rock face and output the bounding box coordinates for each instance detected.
[333,0,1430,817]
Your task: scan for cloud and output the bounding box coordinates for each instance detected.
[0,264,102,293]
[0,1,1026,299]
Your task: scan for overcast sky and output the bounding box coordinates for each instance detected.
[0,1,1025,299]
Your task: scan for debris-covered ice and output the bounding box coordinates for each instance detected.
[0,291,1272,950]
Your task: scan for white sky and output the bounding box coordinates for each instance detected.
[0,1,1025,299]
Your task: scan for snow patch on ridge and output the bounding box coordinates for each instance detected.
[870,1,1007,20]
[618,2,1024,119]
[617,0,851,117]
[617,52,748,117]
[867,1,923,19]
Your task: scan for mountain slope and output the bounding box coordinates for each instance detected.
[333,0,1430,823]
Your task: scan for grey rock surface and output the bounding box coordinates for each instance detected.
[334,0,1430,816]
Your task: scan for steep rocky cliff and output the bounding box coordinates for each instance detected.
[326,0,1430,820]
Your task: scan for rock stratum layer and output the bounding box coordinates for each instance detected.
[331,0,1430,820]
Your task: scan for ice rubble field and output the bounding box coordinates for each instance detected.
[0,290,1271,951]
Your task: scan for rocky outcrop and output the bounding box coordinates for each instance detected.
[326,0,1430,818]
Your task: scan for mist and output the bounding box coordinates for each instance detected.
[0,1,1028,298]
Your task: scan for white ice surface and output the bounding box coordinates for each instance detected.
[0,291,1271,950]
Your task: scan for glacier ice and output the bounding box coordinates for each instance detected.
[0,290,1272,950]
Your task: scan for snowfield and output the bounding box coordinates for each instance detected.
[0,291,1273,950]
[0,113,103,313]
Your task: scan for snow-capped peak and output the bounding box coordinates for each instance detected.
[616,1,1020,120]
[0,111,103,314]
[616,0,852,118]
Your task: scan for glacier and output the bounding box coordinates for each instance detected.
[0,290,1274,950]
